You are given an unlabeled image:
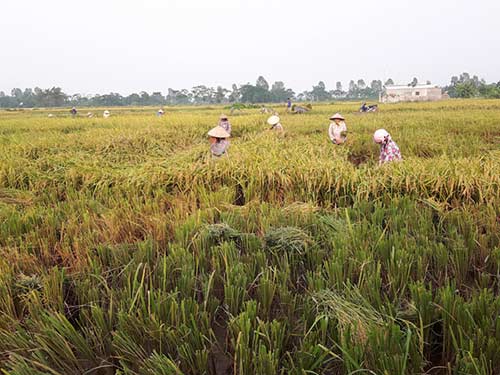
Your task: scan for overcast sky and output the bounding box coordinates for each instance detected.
[1,0,499,95]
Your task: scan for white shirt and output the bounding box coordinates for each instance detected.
[328,121,347,144]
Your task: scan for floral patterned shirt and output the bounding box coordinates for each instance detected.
[379,138,402,164]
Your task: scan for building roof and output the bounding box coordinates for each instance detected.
[385,84,439,90]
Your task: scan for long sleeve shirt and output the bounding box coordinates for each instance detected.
[210,139,229,157]
[379,139,402,164]
[271,123,284,131]
[328,122,347,144]
[218,120,232,134]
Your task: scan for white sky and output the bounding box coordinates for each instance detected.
[1,0,499,95]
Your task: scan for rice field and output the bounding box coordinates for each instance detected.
[0,100,499,374]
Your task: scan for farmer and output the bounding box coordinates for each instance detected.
[70,107,77,117]
[103,110,110,118]
[218,114,232,134]
[373,129,402,164]
[286,98,292,112]
[328,113,347,144]
[267,115,283,131]
[157,109,165,117]
[208,126,230,157]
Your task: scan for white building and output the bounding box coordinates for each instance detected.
[380,84,445,103]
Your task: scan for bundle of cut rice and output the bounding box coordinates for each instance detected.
[264,226,311,255]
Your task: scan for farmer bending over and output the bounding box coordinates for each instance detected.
[373,129,402,164]
[208,126,230,157]
[218,114,232,134]
[267,115,284,132]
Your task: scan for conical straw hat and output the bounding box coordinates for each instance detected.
[329,113,345,120]
[267,115,280,126]
[208,126,230,138]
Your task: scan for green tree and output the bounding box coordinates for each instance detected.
[239,83,271,103]
[348,80,358,98]
[256,76,270,91]
[310,81,330,101]
[214,86,229,104]
[270,81,294,102]
[455,82,477,98]
[370,80,383,93]
[228,84,240,103]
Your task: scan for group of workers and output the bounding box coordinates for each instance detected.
[207,112,402,165]
[69,107,110,118]
[68,105,401,165]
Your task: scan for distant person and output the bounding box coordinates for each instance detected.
[328,113,347,145]
[267,115,283,131]
[292,105,310,114]
[218,114,232,134]
[286,98,292,112]
[157,109,165,117]
[373,129,402,164]
[103,110,110,118]
[208,126,230,157]
[360,102,378,113]
[70,107,77,117]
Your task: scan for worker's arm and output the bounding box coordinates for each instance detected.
[328,124,335,142]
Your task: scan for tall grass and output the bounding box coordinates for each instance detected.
[0,100,499,374]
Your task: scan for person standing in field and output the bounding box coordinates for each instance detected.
[267,115,284,132]
[103,110,110,118]
[218,114,232,134]
[373,129,402,164]
[286,98,292,112]
[157,109,165,117]
[328,113,347,145]
[70,107,77,117]
[208,126,230,157]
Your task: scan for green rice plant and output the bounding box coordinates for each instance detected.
[228,301,288,375]
[141,352,184,374]
[256,267,278,319]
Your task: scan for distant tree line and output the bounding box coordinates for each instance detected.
[1,73,499,108]
[443,73,500,99]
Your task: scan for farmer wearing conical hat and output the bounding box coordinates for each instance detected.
[208,126,230,157]
[218,114,232,134]
[103,110,110,118]
[328,113,347,144]
[373,129,402,164]
[267,115,283,131]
